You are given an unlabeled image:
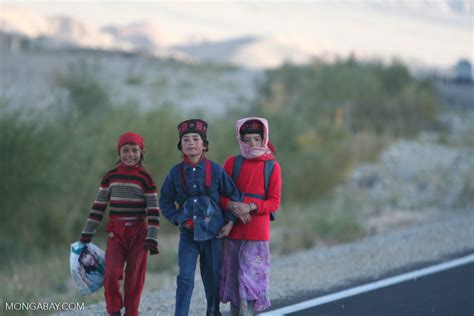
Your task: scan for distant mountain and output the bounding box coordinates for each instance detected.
[228,36,319,69]
[102,20,171,51]
[0,7,315,69]
[48,16,117,49]
[173,36,258,62]
[1,7,118,49]
[173,36,318,69]
[0,7,183,58]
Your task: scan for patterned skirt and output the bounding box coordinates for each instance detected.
[220,239,271,312]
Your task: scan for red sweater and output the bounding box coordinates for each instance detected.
[221,154,281,241]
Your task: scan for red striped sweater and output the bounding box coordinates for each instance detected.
[81,163,160,243]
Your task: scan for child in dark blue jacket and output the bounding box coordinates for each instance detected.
[159,119,241,316]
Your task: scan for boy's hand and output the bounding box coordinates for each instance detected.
[227,201,238,212]
[217,221,233,238]
[144,239,159,255]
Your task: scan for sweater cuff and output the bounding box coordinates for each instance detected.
[243,196,263,215]
[146,226,159,242]
[80,233,93,243]
[225,211,237,223]
[144,239,159,255]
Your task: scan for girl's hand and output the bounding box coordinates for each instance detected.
[217,221,234,238]
[231,202,252,217]
[239,213,252,224]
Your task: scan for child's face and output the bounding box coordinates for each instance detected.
[242,133,263,148]
[120,143,141,166]
[181,133,205,157]
[80,253,96,267]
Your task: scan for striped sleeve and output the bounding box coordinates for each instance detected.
[142,171,160,243]
[80,175,111,242]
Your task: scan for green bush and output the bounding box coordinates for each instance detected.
[247,58,440,200]
[54,60,110,117]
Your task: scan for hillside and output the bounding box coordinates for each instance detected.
[0,50,261,114]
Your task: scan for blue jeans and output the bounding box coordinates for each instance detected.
[175,228,222,316]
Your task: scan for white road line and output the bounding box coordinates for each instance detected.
[259,254,474,316]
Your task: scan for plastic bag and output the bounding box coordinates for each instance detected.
[70,241,106,295]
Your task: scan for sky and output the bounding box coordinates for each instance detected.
[2,1,473,67]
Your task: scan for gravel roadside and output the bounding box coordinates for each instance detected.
[60,210,474,316]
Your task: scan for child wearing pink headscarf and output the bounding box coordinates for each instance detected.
[220,117,282,315]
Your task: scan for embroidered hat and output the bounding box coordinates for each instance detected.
[239,119,264,138]
[117,132,144,153]
[177,119,209,151]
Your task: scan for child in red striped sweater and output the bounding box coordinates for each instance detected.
[79,132,160,316]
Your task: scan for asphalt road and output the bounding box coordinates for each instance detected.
[263,256,474,316]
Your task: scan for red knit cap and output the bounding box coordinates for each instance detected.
[117,132,144,153]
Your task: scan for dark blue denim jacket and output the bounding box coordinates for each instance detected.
[159,159,241,241]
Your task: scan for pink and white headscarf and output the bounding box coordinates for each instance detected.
[236,117,274,159]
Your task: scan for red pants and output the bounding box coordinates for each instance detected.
[104,219,148,316]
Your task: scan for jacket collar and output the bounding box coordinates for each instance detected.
[182,154,206,168]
